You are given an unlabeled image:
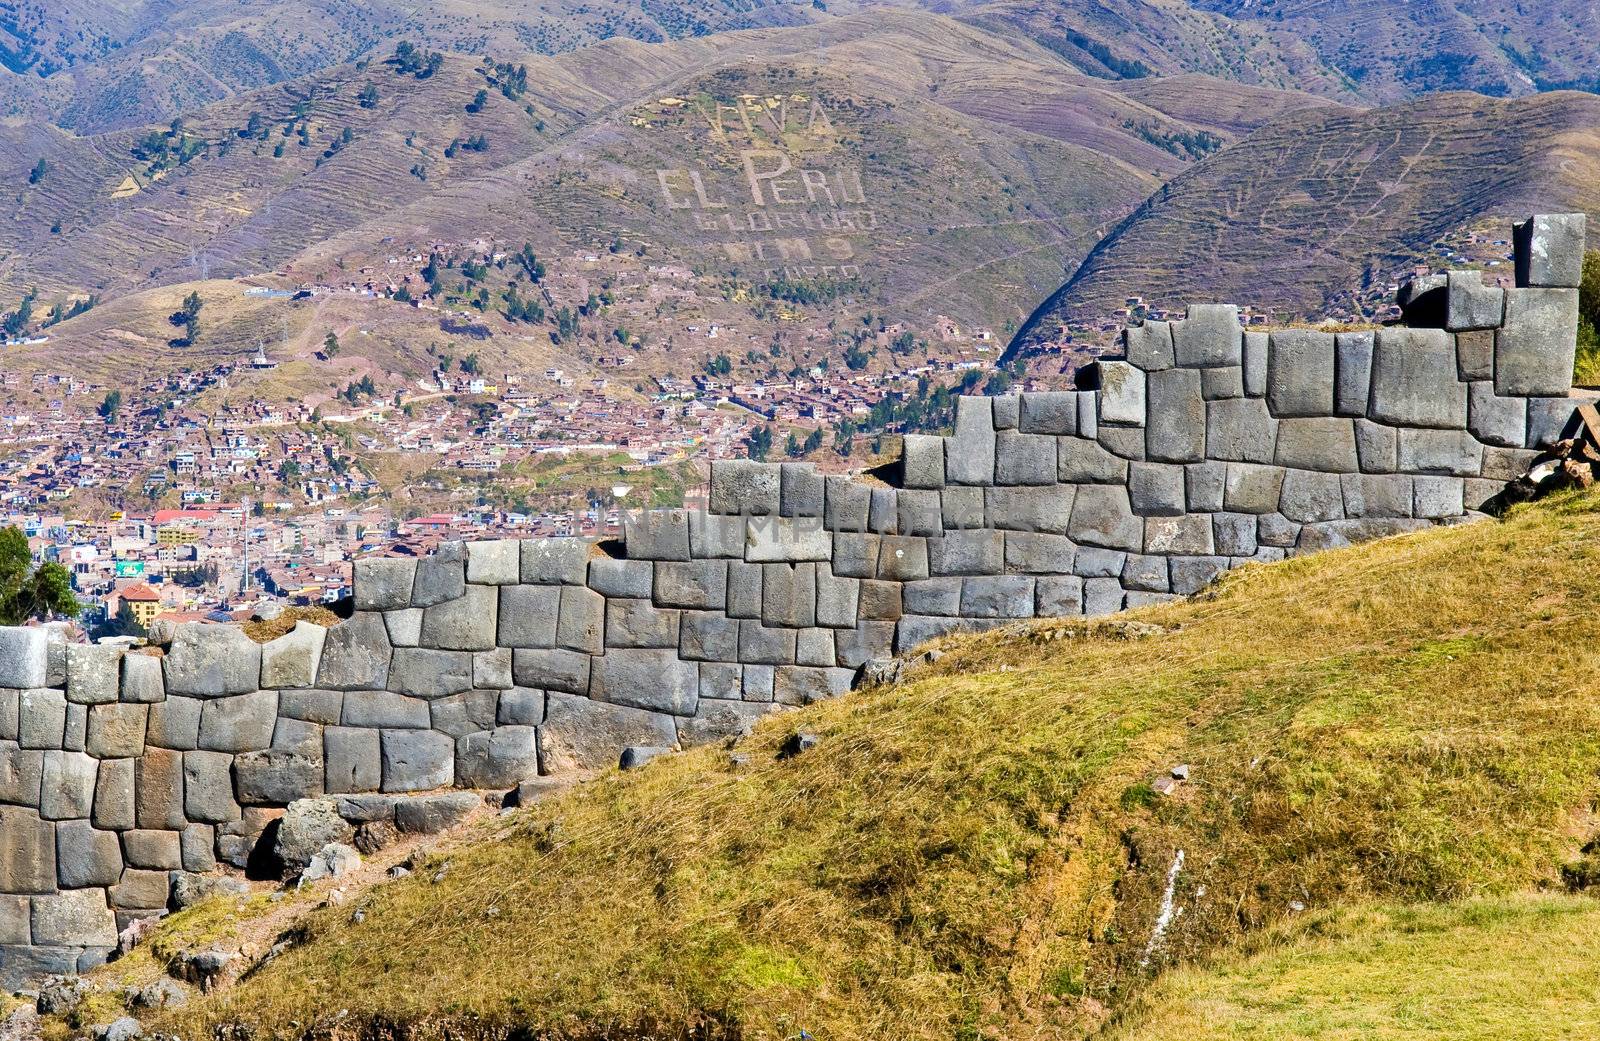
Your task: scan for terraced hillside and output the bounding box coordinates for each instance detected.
[1009,90,1600,356]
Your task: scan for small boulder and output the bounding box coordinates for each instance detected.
[619,746,673,771]
[353,820,399,856]
[778,732,820,760]
[94,1017,144,1041]
[274,798,354,877]
[170,872,250,910]
[299,843,361,886]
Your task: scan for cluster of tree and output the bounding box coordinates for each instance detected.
[392,41,445,79]
[27,159,47,185]
[485,59,528,100]
[358,83,380,109]
[168,291,203,347]
[785,427,824,458]
[552,306,580,342]
[745,425,775,461]
[43,295,96,328]
[1123,119,1222,161]
[132,119,205,170]
[760,277,848,305]
[466,89,489,114]
[443,133,489,158]
[341,375,378,401]
[705,353,732,376]
[0,527,79,626]
[322,126,355,161]
[2,289,37,338]
[1066,29,1152,79]
[843,343,870,371]
[502,287,544,323]
[98,390,122,421]
[515,244,546,282]
[238,112,272,141]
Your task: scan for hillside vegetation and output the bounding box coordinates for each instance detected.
[122,489,1600,1040]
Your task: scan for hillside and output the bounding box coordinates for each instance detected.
[1009,89,1600,356]
[79,489,1600,1039]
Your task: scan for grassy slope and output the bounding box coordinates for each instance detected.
[156,491,1600,1040]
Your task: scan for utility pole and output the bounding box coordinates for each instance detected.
[241,495,251,594]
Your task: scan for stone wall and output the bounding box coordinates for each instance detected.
[0,213,1587,985]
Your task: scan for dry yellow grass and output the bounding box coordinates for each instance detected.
[136,490,1600,1041]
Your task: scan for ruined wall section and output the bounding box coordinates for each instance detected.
[0,214,1586,981]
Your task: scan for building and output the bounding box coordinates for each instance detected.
[117,582,162,633]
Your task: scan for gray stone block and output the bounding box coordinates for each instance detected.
[591,649,699,715]
[897,488,943,537]
[903,578,963,616]
[679,611,741,661]
[0,629,47,689]
[1355,420,1399,473]
[1396,428,1483,476]
[1004,532,1076,574]
[1274,417,1358,472]
[1456,329,1494,381]
[876,536,930,581]
[0,805,55,894]
[1124,591,1180,609]
[63,703,85,751]
[1100,421,1147,460]
[1146,367,1205,462]
[67,645,122,705]
[1527,397,1579,448]
[762,563,816,628]
[272,715,322,753]
[1125,321,1174,371]
[40,749,96,819]
[1243,331,1268,397]
[1186,461,1227,512]
[928,530,1004,576]
[324,727,381,794]
[867,487,899,535]
[901,435,947,490]
[1340,474,1414,519]
[19,687,66,749]
[779,463,825,518]
[1297,519,1433,554]
[1483,446,1540,481]
[984,485,1077,535]
[1513,213,1586,288]
[384,608,423,648]
[1170,556,1229,596]
[498,584,560,648]
[738,621,797,665]
[180,750,240,822]
[466,539,521,584]
[1278,470,1344,523]
[742,663,776,701]
[1446,270,1504,331]
[120,652,165,704]
[316,613,391,691]
[1496,288,1579,396]
[456,726,539,788]
[32,889,116,947]
[429,689,498,737]
[380,729,455,792]
[0,744,41,807]
[773,665,854,706]
[1467,382,1526,448]
[796,627,836,666]
[653,560,728,610]
[1464,478,1502,511]
[746,516,832,562]
[109,869,170,912]
[1414,476,1464,519]
[133,748,184,830]
[1077,390,1098,438]
[1258,513,1301,548]
[56,820,122,887]
[145,694,200,751]
[815,569,861,629]
[539,691,678,774]
[1019,391,1079,435]
[1035,575,1084,617]
[386,648,474,699]
[411,542,466,608]
[588,558,654,599]
[835,622,894,669]
[941,486,987,529]
[197,690,277,753]
[727,561,764,617]
[1097,361,1146,425]
[165,624,261,697]
[1057,436,1128,483]
[825,476,872,532]
[1174,304,1241,367]
[1223,463,1286,515]
[1397,273,1447,325]
[1268,329,1336,416]
[1121,554,1169,593]
[623,510,691,562]
[1129,463,1186,516]
[993,395,1020,429]
[1335,332,1375,417]
[677,699,779,749]
[344,689,430,728]
[1145,515,1214,555]
[1206,398,1276,464]
[1083,577,1125,617]
[1068,485,1143,550]
[354,557,416,612]
[520,538,590,585]
[946,396,996,485]
[685,512,744,561]
[1369,328,1468,428]
[709,460,780,516]
[181,822,215,872]
[1201,365,1243,401]
[496,688,545,727]
[995,431,1057,485]
[85,703,146,759]
[511,648,592,695]
[260,622,327,690]
[1212,513,1258,556]
[697,662,743,701]
[556,585,606,655]
[420,584,498,651]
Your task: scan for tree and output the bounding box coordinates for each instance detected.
[98,390,122,421]
[169,291,203,345]
[27,159,47,185]
[0,527,79,625]
[466,89,488,114]
[745,425,774,461]
[358,83,380,109]
[1575,251,1600,384]
[461,353,481,375]
[323,332,341,360]
[515,243,545,282]
[785,431,802,458]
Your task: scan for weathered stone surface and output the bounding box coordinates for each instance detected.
[354,558,416,612]
[1212,513,1258,556]
[1369,328,1467,428]
[773,665,854,706]
[1483,445,1540,481]
[1146,367,1205,462]
[472,649,513,691]
[275,798,353,874]
[1446,270,1504,331]
[455,726,539,788]
[876,536,930,581]
[539,691,678,774]
[676,699,779,748]
[1125,320,1174,371]
[744,517,832,563]
[1077,391,1098,438]
[420,584,498,651]
[1223,463,1286,515]
[1174,304,1242,367]
[697,661,743,701]
[1257,513,1301,548]
[942,486,987,529]
[1268,329,1336,416]
[324,727,381,794]
[66,645,122,705]
[867,488,899,535]
[1035,575,1084,616]
[272,715,321,754]
[1128,463,1186,516]
[1456,329,1494,381]
[122,828,183,870]
[780,463,826,518]
[557,585,606,654]
[1334,332,1374,417]
[1170,556,1229,596]
[344,689,430,729]
[835,622,895,669]
[946,395,996,485]
[55,820,122,888]
[1495,288,1579,396]
[1121,553,1170,592]
[1003,532,1076,574]
[31,889,116,947]
[1242,331,1268,397]
[40,749,96,819]
[825,476,872,532]
[1467,382,1526,448]
[134,748,185,830]
[710,460,780,515]
[1185,461,1226,512]
[426,689,498,738]
[1101,423,1146,464]
[1414,476,1465,519]
[903,578,962,616]
[466,539,521,584]
[1201,365,1243,400]
[1057,437,1128,483]
[234,749,323,805]
[901,434,946,489]
[815,569,861,628]
[0,805,55,893]
[384,608,423,648]
[1396,428,1483,476]
[672,611,736,662]
[197,690,277,753]
[604,599,681,649]
[1354,420,1398,473]
[957,576,1032,618]
[1145,515,1215,555]
[857,579,904,622]
[165,625,261,697]
[1083,577,1124,617]
[928,530,1004,576]
[796,627,835,666]
[896,489,943,537]
[0,629,48,689]
[411,542,466,608]
[1019,391,1079,436]
[109,869,170,911]
[738,621,798,665]
[119,653,164,705]
[1527,397,1578,448]
[92,758,133,830]
[686,512,745,560]
[1097,361,1146,425]
[520,538,590,585]
[1514,213,1585,288]
[587,558,654,599]
[1274,417,1359,472]
[18,687,66,749]
[983,485,1076,535]
[85,703,146,759]
[720,561,761,620]
[993,396,1020,430]
[511,648,591,695]
[380,730,454,792]
[591,650,699,715]
[624,510,691,561]
[260,622,327,689]
[1278,469,1345,523]
[395,791,479,834]
[761,563,817,628]
[995,431,1057,485]
[1340,474,1414,519]
[317,613,391,691]
[62,702,85,751]
[1397,273,1447,325]
[1068,485,1143,551]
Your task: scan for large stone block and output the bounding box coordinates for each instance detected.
[538,691,677,774]
[1243,331,1268,397]
[1278,469,1345,523]
[1077,391,1098,438]
[796,627,835,667]
[324,727,381,793]
[343,689,430,728]
[1340,474,1414,519]
[1019,391,1079,435]
[681,610,741,662]
[496,688,544,727]
[56,820,122,888]
[32,889,116,947]
[465,539,521,585]
[1527,397,1580,448]
[1186,461,1226,512]
[676,699,779,749]
[0,629,48,688]
[1201,365,1243,400]
[606,599,681,649]
[651,560,727,611]
[738,621,798,665]
[1036,575,1085,616]
[85,703,146,759]
[1467,382,1526,448]
[1274,417,1358,472]
[1334,332,1375,417]
[867,487,899,535]
[165,625,262,697]
[1369,328,1468,428]
[623,510,691,562]
[1513,213,1586,288]
[895,488,943,537]
[385,608,423,648]
[995,431,1057,485]
[133,748,185,830]
[1129,462,1186,517]
[1223,463,1286,515]
[456,726,540,788]
[66,645,122,705]
[1145,515,1215,555]
[928,530,1004,576]
[835,622,895,669]
[260,621,327,689]
[1212,513,1258,556]
[1396,428,1483,476]
[181,749,240,822]
[1414,476,1465,518]
[1173,304,1242,367]
[1446,270,1504,331]
[1068,485,1143,551]
[941,486,986,529]
[145,694,200,751]
[1170,556,1229,596]
[1267,329,1336,416]
[773,665,854,706]
[122,828,182,871]
[762,563,817,629]
[19,687,67,749]
[556,585,606,654]
[815,569,861,629]
[900,435,947,489]
[1057,436,1128,483]
[380,729,454,792]
[197,690,277,753]
[0,806,55,893]
[876,536,930,581]
[961,576,1035,618]
[411,542,466,608]
[316,613,391,691]
[429,688,499,737]
[1146,367,1205,462]
[63,703,85,752]
[726,561,764,617]
[945,395,996,485]
[1495,287,1579,396]
[1456,329,1494,381]
[1083,577,1124,617]
[587,558,653,600]
[994,395,1020,429]
[1121,554,1169,593]
[519,538,590,585]
[0,744,42,805]
[511,648,592,695]
[780,463,826,518]
[709,460,780,516]
[1004,532,1076,574]
[745,516,832,562]
[903,578,962,616]
[40,749,96,819]
[1125,321,1174,371]
[984,485,1077,535]
[419,584,498,651]
[1483,445,1540,481]
[386,648,474,699]
[825,476,872,532]
[1097,361,1146,425]
[1354,420,1398,473]
[354,557,416,611]
[235,748,323,805]
[498,584,560,648]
